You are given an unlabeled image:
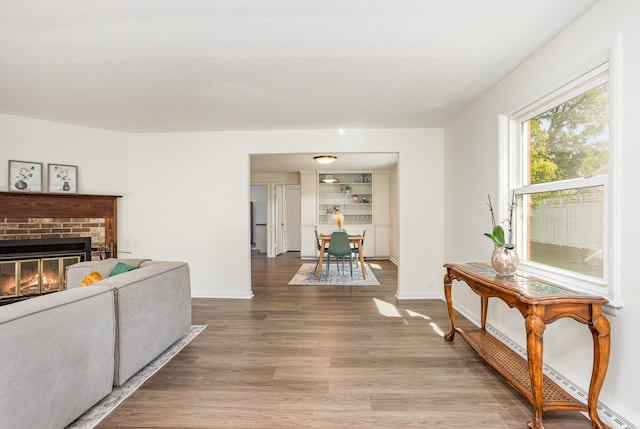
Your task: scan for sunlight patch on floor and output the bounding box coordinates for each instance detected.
[405,309,431,320]
[373,298,402,317]
[372,300,448,336]
[430,322,445,337]
[405,308,445,337]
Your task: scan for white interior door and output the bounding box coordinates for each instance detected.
[285,186,301,251]
[275,185,285,255]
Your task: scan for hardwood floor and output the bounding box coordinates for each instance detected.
[98,252,592,428]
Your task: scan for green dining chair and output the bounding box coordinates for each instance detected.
[351,229,366,268]
[326,231,353,278]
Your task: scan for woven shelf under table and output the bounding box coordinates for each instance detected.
[458,328,586,412]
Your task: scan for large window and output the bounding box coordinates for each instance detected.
[506,63,612,297]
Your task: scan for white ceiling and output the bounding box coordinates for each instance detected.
[1,0,599,135]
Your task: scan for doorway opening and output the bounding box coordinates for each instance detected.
[249,152,398,292]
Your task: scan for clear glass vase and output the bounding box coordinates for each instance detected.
[491,245,519,277]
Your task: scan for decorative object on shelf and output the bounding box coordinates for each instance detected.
[352,194,358,202]
[48,163,78,193]
[322,175,338,183]
[360,196,369,203]
[331,206,343,229]
[8,160,43,192]
[484,193,518,276]
[314,155,337,164]
[332,212,344,230]
[363,174,370,183]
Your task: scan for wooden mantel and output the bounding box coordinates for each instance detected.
[0,192,122,255]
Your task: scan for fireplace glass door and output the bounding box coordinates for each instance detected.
[19,259,40,296]
[0,256,82,299]
[0,261,17,298]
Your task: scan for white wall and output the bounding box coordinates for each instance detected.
[389,164,399,264]
[444,0,639,424]
[0,114,128,195]
[126,128,444,299]
[0,116,443,300]
[0,114,130,246]
[250,172,299,185]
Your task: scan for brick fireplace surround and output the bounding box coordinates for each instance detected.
[0,192,121,259]
[1,217,107,254]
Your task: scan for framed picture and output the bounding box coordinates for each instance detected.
[48,163,78,193]
[8,160,43,192]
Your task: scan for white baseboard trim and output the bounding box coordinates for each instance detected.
[396,292,441,300]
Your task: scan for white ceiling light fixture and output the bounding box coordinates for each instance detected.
[314,155,337,164]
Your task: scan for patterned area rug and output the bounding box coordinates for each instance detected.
[288,262,380,286]
[66,325,206,429]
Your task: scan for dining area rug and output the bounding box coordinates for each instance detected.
[288,262,380,286]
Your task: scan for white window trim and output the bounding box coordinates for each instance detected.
[497,36,623,314]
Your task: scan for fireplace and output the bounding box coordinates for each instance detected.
[0,237,91,304]
[0,191,121,304]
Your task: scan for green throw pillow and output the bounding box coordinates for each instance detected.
[109,262,138,276]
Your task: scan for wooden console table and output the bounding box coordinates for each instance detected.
[443,263,611,429]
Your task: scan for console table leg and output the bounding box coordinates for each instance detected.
[480,296,488,330]
[444,274,456,342]
[526,313,546,429]
[588,314,611,429]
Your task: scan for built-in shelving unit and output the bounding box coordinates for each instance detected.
[318,173,372,225]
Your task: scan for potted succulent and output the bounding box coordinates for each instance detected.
[484,194,519,276]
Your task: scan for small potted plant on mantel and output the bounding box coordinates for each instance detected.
[484,194,519,276]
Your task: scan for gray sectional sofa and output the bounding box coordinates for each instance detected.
[0,258,191,429]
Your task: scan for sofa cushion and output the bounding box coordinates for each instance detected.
[0,286,116,429]
[98,261,192,386]
[65,258,152,289]
[93,259,122,278]
[80,270,103,286]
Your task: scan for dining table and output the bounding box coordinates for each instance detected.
[317,234,366,280]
